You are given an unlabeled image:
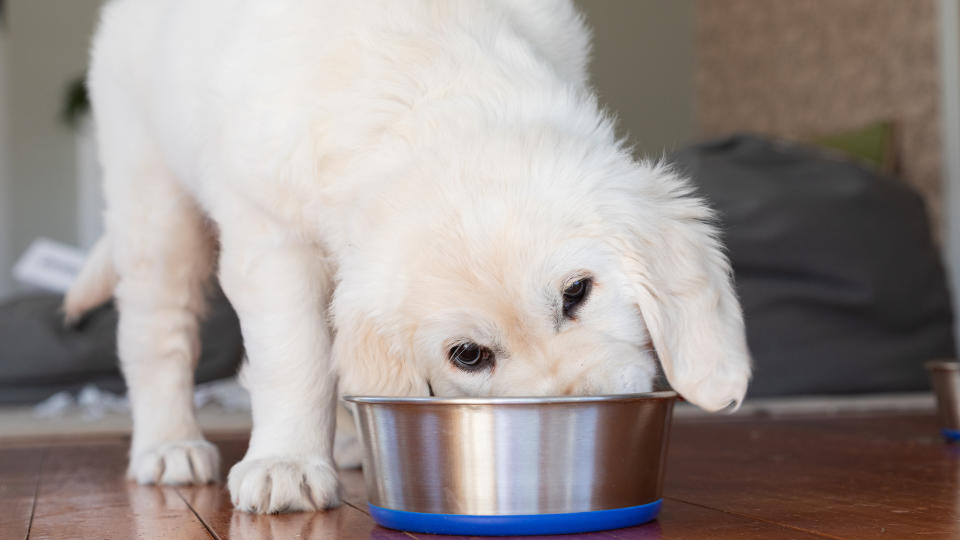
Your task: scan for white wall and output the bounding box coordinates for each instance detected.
[4,0,105,297]
[575,0,697,157]
[75,117,104,249]
[0,30,13,299]
[940,0,960,352]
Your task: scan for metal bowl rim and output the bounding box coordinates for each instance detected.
[343,390,677,406]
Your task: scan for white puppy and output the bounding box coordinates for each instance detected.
[66,0,750,514]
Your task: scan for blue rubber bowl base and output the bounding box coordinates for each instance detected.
[368,499,662,536]
[943,428,960,442]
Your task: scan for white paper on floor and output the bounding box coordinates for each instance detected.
[32,377,251,420]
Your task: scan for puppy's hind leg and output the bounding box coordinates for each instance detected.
[105,152,219,485]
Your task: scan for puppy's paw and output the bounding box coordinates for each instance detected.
[228,456,340,513]
[128,439,220,485]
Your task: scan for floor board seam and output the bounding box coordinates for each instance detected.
[343,499,420,538]
[342,499,369,515]
[174,487,222,540]
[23,448,47,540]
[665,496,849,540]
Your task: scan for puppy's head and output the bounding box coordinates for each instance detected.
[333,129,750,411]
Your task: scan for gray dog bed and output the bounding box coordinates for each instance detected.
[673,135,955,396]
[0,287,243,404]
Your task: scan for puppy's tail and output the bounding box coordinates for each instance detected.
[63,235,118,324]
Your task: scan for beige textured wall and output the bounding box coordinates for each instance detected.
[696,0,943,232]
[576,0,697,158]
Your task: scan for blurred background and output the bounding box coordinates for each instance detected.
[0,0,958,431]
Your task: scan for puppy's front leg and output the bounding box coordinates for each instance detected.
[218,218,339,513]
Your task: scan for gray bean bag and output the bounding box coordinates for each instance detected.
[672,135,955,396]
[0,287,242,404]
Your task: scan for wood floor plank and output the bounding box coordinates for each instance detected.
[0,447,44,540]
[337,453,813,540]
[8,413,955,539]
[177,481,411,540]
[176,439,411,540]
[652,500,831,540]
[667,414,958,539]
[27,443,211,539]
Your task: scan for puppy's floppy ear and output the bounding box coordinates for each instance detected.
[608,164,751,411]
[333,315,430,397]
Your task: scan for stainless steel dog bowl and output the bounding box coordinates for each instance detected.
[343,392,675,536]
[928,361,960,441]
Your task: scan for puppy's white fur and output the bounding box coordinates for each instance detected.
[69,0,750,514]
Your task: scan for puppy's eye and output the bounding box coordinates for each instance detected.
[562,277,592,318]
[448,342,494,371]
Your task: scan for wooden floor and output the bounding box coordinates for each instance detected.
[2,413,956,539]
